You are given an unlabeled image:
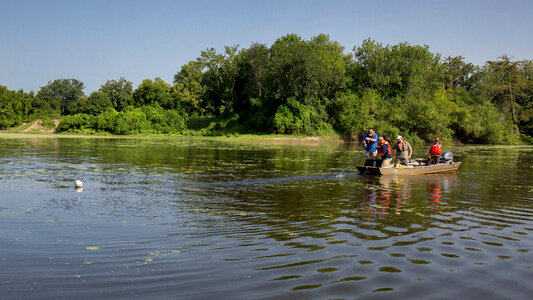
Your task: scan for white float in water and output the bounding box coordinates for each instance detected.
[74,180,83,188]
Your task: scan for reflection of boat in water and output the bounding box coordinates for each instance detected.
[360,173,459,219]
[375,173,459,194]
[357,162,461,175]
[357,151,461,175]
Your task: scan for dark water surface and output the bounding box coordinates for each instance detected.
[1,135,532,299]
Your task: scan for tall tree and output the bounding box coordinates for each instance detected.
[482,55,528,134]
[99,77,133,111]
[308,34,347,99]
[173,59,206,115]
[234,43,270,123]
[72,92,113,115]
[0,86,32,128]
[132,78,173,108]
[268,34,346,103]
[353,39,442,98]
[237,43,269,100]
[442,56,475,90]
[36,79,85,115]
[199,46,240,115]
[518,60,533,135]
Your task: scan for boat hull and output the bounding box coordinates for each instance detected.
[357,162,462,175]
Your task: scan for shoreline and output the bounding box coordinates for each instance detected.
[0,131,347,145]
[2,129,529,146]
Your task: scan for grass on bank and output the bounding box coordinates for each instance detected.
[3,116,533,145]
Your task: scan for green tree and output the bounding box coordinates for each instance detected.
[353,39,442,99]
[518,60,533,136]
[72,91,113,115]
[236,43,269,100]
[273,97,333,135]
[234,43,270,126]
[477,56,528,134]
[199,46,240,115]
[308,34,347,99]
[132,78,173,108]
[36,79,85,115]
[442,56,475,90]
[99,77,133,111]
[349,39,452,141]
[173,60,206,115]
[29,92,53,117]
[268,34,346,103]
[0,86,32,128]
[332,91,376,136]
[25,35,533,142]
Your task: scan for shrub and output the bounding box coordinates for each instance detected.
[115,109,150,134]
[273,105,294,134]
[56,114,94,132]
[332,92,375,136]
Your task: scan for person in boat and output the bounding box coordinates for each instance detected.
[377,136,393,168]
[363,129,378,164]
[427,138,442,165]
[392,135,412,166]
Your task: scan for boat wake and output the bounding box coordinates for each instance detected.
[216,171,360,188]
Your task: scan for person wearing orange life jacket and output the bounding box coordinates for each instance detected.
[377,136,393,168]
[427,138,442,165]
[392,135,412,166]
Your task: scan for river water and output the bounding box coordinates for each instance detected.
[1,135,532,299]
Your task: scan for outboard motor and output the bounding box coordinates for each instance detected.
[441,151,453,163]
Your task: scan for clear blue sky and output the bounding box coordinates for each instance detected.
[1,0,532,93]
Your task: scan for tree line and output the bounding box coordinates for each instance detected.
[1,34,532,143]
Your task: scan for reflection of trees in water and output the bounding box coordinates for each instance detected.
[13,137,350,178]
[457,146,532,205]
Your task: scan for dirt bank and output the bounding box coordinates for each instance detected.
[21,119,60,133]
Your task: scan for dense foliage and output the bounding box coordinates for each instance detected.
[1,34,532,143]
[57,105,187,135]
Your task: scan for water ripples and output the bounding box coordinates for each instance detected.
[1,139,533,298]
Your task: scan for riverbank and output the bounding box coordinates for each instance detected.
[1,118,344,144]
[4,119,531,145]
[0,131,346,147]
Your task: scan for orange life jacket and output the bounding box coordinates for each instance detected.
[378,140,392,155]
[430,142,442,155]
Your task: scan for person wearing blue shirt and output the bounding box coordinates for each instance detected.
[363,129,378,165]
